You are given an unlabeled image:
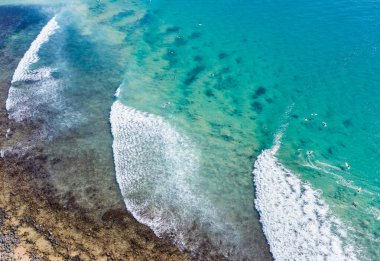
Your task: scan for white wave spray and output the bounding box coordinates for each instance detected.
[6,15,81,137]
[110,98,256,259]
[110,100,203,248]
[253,132,358,260]
[6,16,60,123]
[11,16,59,84]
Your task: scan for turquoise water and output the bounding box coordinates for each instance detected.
[1,0,379,260]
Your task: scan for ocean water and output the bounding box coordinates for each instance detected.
[1,0,379,260]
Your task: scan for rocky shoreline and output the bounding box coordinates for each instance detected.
[0,86,189,261]
[0,69,193,261]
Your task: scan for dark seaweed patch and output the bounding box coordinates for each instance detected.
[166,26,181,33]
[184,66,205,85]
[235,57,242,64]
[343,119,352,128]
[138,13,152,26]
[143,32,156,45]
[214,76,237,90]
[111,10,135,23]
[252,86,266,99]
[220,67,230,74]
[266,98,273,104]
[251,101,263,113]
[174,37,187,47]
[162,49,178,67]
[232,109,242,117]
[188,32,201,39]
[221,134,233,142]
[218,52,229,59]
[205,89,214,97]
[291,114,299,119]
[193,55,203,62]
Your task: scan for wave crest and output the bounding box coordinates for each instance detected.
[253,139,357,260]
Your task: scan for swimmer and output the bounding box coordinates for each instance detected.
[311,113,318,116]
[306,150,313,155]
[356,187,362,193]
[304,118,309,121]
[345,162,351,170]
[322,122,327,127]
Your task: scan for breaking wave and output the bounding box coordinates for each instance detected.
[6,16,80,134]
[110,99,255,259]
[253,133,358,261]
[11,16,59,84]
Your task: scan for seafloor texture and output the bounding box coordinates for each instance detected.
[0,5,188,261]
[1,0,379,260]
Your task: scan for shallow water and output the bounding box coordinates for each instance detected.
[1,0,379,260]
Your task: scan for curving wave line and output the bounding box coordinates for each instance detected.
[6,16,60,122]
[110,99,257,259]
[253,133,358,261]
[11,16,59,84]
[6,15,80,135]
[110,100,202,247]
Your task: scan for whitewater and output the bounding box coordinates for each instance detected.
[253,133,358,260]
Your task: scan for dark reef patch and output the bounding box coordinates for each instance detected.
[205,89,214,98]
[214,76,237,90]
[265,98,273,104]
[143,32,157,45]
[184,65,205,86]
[174,37,187,47]
[166,26,181,33]
[110,10,135,23]
[162,49,178,67]
[220,67,231,74]
[138,13,152,26]
[291,114,299,119]
[252,86,266,99]
[218,52,229,60]
[251,101,263,113]
[343,119,352,128]
[193,55,203,62]
[188,32,201,39]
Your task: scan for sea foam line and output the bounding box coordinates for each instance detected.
[11,16,59,83]
[253,133,357,261]
[110,98,275,259]
[6,16,60,122]
[110,99,201,247]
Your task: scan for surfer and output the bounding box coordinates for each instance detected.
[345,162,351,170]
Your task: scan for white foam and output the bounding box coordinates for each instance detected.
[111,100,201,246]
[110,100,257,258]
[11,16,59,84]
[6,16,60,122]
[253,136,357,261]
[6,16,81,134]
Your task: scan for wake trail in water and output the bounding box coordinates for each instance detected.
[253,131,358,261]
